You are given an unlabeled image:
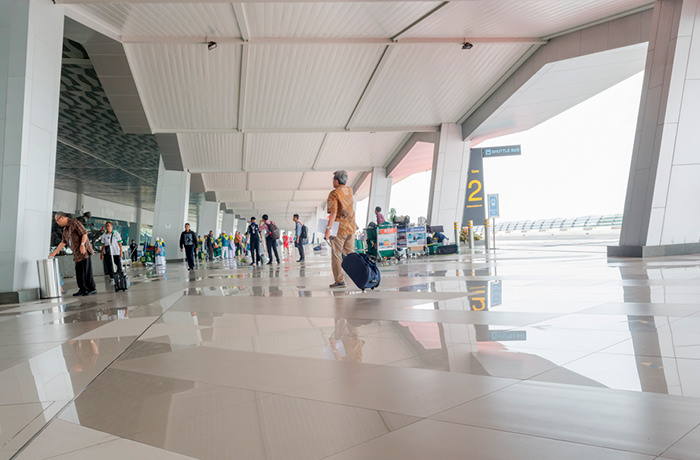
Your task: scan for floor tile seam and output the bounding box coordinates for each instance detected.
[421,417,665,457]
[314,417,428,460]
[7,292,187,460]
[657,419,700,460]
[41,436,127,460]
[0,401,56,451]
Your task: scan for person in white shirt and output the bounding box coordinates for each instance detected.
[100,222,123,281]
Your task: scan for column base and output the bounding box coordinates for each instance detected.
[0,288,40,305]
[607,243,700,258]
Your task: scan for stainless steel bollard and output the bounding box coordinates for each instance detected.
[37,258,62,299]
[484,219,491,250]
[467,220,474,249]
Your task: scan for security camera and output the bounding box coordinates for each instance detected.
[462,42,474,50]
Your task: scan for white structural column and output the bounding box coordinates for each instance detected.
[366,167,392,225]
[0,1,64,297]
[612,0,700,257]
[221,211,235,235]
[427,123,471,229]
[199,201,220,236]
[152,159,190,260]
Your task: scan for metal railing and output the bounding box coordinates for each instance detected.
[474,214,623,233]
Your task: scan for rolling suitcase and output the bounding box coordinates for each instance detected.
[436,244,458,255]
[342,253,381,291]
[114,271,129,292]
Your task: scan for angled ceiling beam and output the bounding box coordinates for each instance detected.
[344,44,394,131]
[151,126,440,134]
[384,131,439,176]
[119,35,546,46]
[231,3,250,42]
[311,133,329,171]
[391,1,449,41]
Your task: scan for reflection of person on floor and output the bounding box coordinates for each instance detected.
[330,318,365,363]
[69,338,99,373]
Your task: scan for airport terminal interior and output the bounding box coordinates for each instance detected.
[2,0,700,459]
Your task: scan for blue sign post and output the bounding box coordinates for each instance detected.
[487,194,499,218]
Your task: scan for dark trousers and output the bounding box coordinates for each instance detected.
[105,254,122,278]
[266,237,280,263]
[130,248,138,262]
[75,257,96,293]
[207,246,214,260]
[296,240,305,261]
[184,245,195,269]
[250,239,261,264]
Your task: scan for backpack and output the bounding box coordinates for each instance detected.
[300,224,308,240]
[269,222,280,239]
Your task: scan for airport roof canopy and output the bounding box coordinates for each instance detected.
[60,0,652,223]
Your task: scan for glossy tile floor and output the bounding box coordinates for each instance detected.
[3,233,700,459]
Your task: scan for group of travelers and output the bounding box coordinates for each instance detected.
[48,170,359,294]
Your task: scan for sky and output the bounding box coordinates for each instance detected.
[384,71,645,224]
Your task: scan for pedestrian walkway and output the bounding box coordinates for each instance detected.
[3,236,700,459]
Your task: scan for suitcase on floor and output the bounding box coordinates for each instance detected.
[342,253,381,291]
[436,244,458,255]
[114,272,130,292]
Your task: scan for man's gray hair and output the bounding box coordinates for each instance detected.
[55,211,67,219]
[333,170,348,185]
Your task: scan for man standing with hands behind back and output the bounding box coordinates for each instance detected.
[49,212,97,296]
[325,170,357,288]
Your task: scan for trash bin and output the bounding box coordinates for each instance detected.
[37,258,62,299]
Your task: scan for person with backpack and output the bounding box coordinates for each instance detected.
[293,214,306,263]
[260,214,281,265]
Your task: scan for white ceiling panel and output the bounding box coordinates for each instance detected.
[216,190,251,202]
[315,132,408,170]
[403,0,651,39]
[300,171,361,190]
[245,133,325,171]
[201,172,247,191]
[124,43,240,131]
[247,172,304,190]
[252,190,295,202]
[73,3,240,37]
[228,202,254,211]
[293,190,329,201]
[178,133,243,172]
[243,2,439,38]
[349,43,531,129]
[244,44,386,130]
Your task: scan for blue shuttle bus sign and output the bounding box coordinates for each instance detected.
[482,145,521,158]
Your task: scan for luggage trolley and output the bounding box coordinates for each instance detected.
[366,222,398,261]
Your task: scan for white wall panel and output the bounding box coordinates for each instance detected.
[217,190,251,202]
[350,43,531,129]
[245,133,324,171]
[201,172,247,191]
[74,3,240,37]
[178,133,244,172]
[124,43,240,131]
[403,0,650,38]
[244,2,438,38]
[315,132,407,170]
[244,44,385,130]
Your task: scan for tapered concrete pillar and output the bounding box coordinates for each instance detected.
[427,123,471,229]
[152,159,190,260]
[0,0,64,300]
[199,200,220,236]
[611,0,700,257]
[221,211,235,235]
[366,167,392,225]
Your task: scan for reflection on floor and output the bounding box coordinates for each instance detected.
[3,234,700,459]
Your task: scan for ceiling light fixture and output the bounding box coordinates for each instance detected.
[207,41,218,51]
[462,42,474,50]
